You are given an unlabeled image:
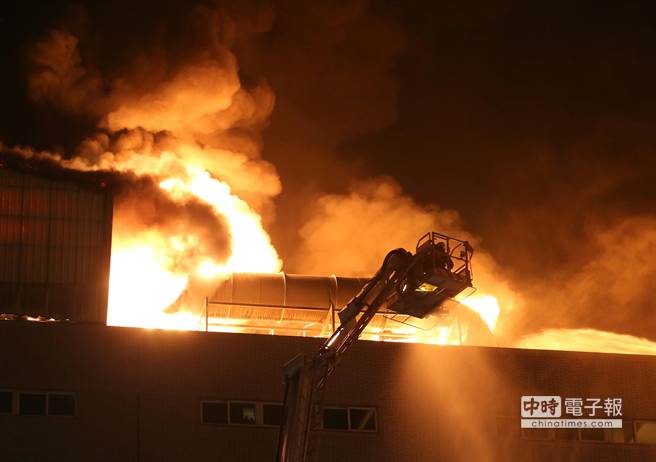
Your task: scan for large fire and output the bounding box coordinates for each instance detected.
[106,168,503,344]
[96,141,501,341]
[12,25,655,357]
[458,294,500,332]
[106,161,281,330]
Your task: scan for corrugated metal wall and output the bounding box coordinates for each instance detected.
[208,273,373,335]
[0,167,112,323]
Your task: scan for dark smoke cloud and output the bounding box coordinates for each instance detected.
[27,27,104,115]
[231,0,407,257]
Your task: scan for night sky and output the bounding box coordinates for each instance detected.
[2,1,656,340]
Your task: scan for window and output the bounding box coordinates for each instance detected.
[518,419,656,445]
[202,401,227,424]
[263,403,283,427]
[19,392,46,416]
[349,408,377,432]
[323,408,348,430]
[201,401,277,427]
[229,402,256,425]
[48,393,75,416]
[322,407,378,432]
[200,400,378,432]
[635,421,656,445]
[0,390,13,414]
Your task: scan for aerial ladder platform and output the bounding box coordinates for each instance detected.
[276,231,475,462]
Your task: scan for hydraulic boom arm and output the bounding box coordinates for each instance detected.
[276,232,474,462]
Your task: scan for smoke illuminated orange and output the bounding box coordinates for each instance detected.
[457,293,500,332]
[516,328,656,356]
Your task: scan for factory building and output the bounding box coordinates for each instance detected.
[1,322,656,461]
[1,157,656,461]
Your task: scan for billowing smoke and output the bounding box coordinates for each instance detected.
[287,174,656,352]
[111,176,231,272]
[27,28,104,115]
[509,216,656,345]
[288,176,520,338]
[3,3,284,325]
[289,178,462,276]
[4,0,656,353]
[25,13,281,212]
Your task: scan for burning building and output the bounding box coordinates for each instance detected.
[2,320,656,461]
[2,2,656,458]
[1,157,656,461]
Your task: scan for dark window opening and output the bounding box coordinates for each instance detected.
[229,402,256,425]
[19,392,46,416]
[0,391,12,414]
[202,402,227,424]
[323,408,348,430]
[263,404,283,426]
[48,393,75,416]
[349,408,377,431]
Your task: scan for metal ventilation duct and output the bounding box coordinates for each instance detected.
[206,273,367,336]
[210,272,367,310]
[203,272,493,345]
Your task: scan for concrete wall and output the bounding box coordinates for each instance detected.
[1,321,655,461]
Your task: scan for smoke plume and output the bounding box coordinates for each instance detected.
[289,176,520,337]
[4,0,656,352]
[3,2,285,323]
[508,216,656,342]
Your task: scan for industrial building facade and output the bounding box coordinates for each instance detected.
[2,156,656,461]
[0,157,112,323]
[1,320,656,462]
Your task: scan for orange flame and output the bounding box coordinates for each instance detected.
[158,165,281,273]
[457,293,501,332]
[107,163,281,329]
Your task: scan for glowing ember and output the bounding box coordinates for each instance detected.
[516,328,656,356]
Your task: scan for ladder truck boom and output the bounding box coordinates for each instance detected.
[276,232,474,462]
